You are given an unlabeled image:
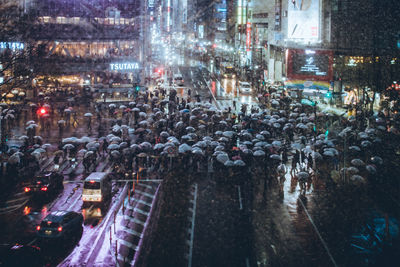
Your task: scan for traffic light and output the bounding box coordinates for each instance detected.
[37,107,47,116]
[135,85,140,92]
[325,92,332,98]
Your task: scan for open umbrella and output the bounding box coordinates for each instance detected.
[270,154,282,160]
[297,172,309,180]
[254,150,265,157]
[351,158,365,167]
[111,150,121,158]
[63,144,75,150]
[107,144,120,150]
[216,153,229,163]
[179,144,192,153]
[224,160,234,167]
[84,113,93,117]
[234,160,246,166]
[370,156,383,165]
[365,165,377,174]
[350,175,366,185]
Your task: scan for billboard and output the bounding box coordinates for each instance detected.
[288,0,320,40]
[286,49,333,82]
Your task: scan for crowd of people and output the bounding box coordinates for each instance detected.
[1,81,399,201]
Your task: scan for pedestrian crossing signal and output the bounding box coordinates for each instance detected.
[135,85,140,92]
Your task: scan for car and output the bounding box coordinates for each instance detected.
[0,244,43,267]
[24,172,63,197]
[36,211,83,240]
[239,81,252,94]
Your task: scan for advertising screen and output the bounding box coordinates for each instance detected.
[288,0,320,40]
[286,49,333,82]
[292,53,329,76]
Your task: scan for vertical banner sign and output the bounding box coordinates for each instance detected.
[167,0,171,32]
[182,0,187,24]
[246,22,251,51]
[288,0,320,40]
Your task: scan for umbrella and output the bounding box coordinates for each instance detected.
[312,151,322,160]
[78,149,87,155]
[216,153,229,163]
[350,175,366,184]
[323,150,334,157]
[34,148,46,154]
[111,150,121,158]
[222,131,235,138]
[214,145,225,152]
[8,154,20,164]
[26,124,38,130]
[370,156,383,165]
[365,165,377,174]
[254,150,265,157]
[297,172,309,180]
[62,137,78,143]
[361,140,372,148]
[154,143,165,150]
[291,143,302,150]
[123,148,133,155]
[84,113,93,117]
[192,148,204,156]
[110,136,122,143]
[58,120,66,124]
[34,136,43,142]
[41,143,52,150]
[218,137,229,142]
[260,131,271,137]
[272,140,282,147]
[160,131,170,138]
[119,105,127,109]
[79,136,91,143]
[224,160,234,167]
[178,144,192,153]
[138,152,147,158]
[109,104,116,108]
[186,126,195,133]
[107,144,120,150]
[26,120,36,125]
[234,160,246,166]
[349,146,361,152]
[270,154,282,160]
[351,159,365,167]
[19,135,29,141]
[63,144,75,150]
[346,166,360,174]
[255,134,265,141]
[84,151,94,158]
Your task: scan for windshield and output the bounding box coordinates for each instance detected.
[83,181,101,190]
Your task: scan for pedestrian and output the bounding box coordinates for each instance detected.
[188,88,191,96]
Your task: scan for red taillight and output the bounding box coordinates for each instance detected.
[90,180,95,184]
[41,187,48,191]
[57,226,62,232]
[36,225,41,231]
[24,187,31,192]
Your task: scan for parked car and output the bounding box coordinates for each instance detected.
[36,211,83,241]
[238,81,252,94]
[0,244,43,267]
[24,172,63,197]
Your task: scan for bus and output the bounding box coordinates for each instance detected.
[221,65,236,78]
[82,172,112,206]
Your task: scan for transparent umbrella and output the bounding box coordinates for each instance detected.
[351,158,365,167]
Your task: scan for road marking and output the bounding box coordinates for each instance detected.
[118,238,138,250]
[6,196,29,204]
[134,189,155,199]
[0,198,30,214]
[120,225,143,237]
[122,215,146,226]
[238,186,243,210]
[298,197,338,267]
[133,207,149,216]
[188,183,198,267]
[131,197,152,207]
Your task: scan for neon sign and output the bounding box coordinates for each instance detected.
[110,62,139,71]
[0,42,24,50]
[246,22,251,52]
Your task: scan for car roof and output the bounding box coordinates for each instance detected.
[44,211,72,222]
[85,172,108,182]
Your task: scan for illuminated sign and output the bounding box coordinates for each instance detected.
[246,22,251,52]
[288,0,320,40]
[237,0,246,25]
[110,63,139,71]
[148,0,154,8]
[0,42,24,50]
[199,25,204,39]
[293,54,328,76]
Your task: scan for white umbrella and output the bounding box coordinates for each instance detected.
[84,113,93,117]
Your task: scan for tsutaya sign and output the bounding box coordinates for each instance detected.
[110,62,140,71]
